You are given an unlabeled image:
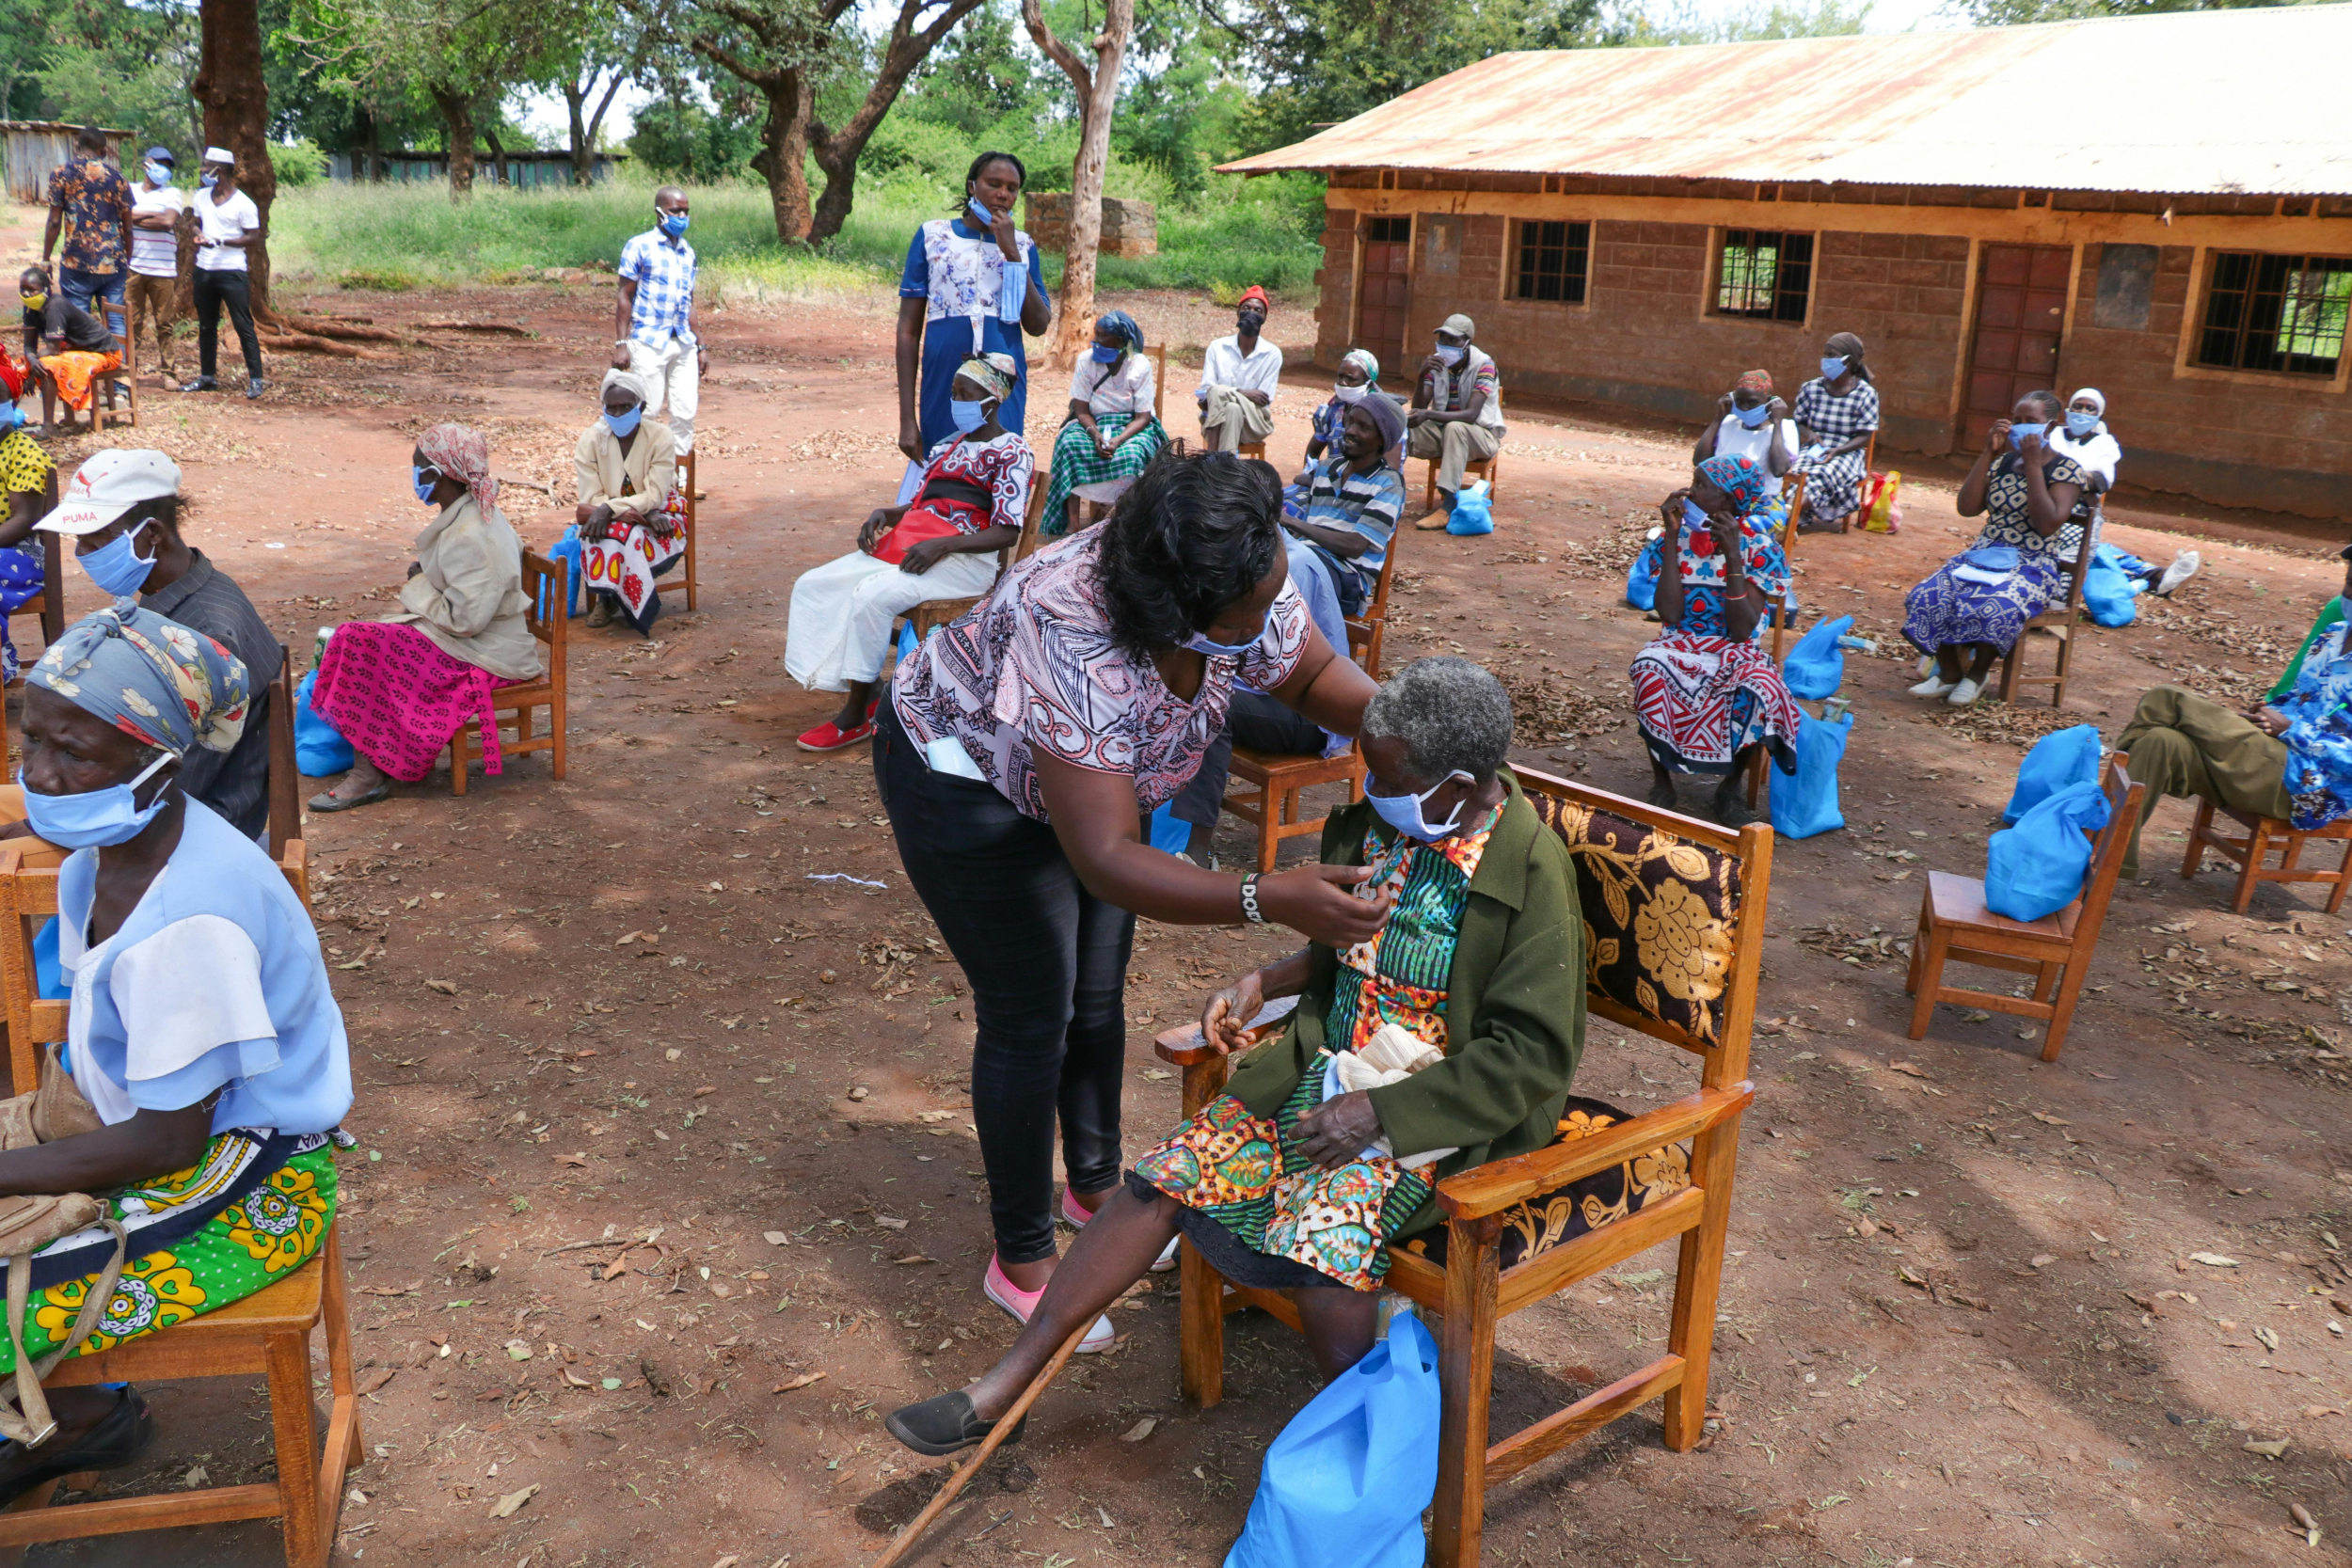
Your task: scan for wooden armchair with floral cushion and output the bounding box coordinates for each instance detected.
[1153,766,1769,1567]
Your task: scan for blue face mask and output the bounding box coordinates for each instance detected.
[1435,343,1466,366]
[1365,769,1472,842]
[2009,417,2043,451]
[1090,344,1122,365]
[967,198,996,228]
[1733,400,1772,428]
[20,751,175,849]
[1184,627,1262,657]
[412,465,441,504]
[1820,356,1847,380]
[199,169,219,189]
[605,404,643,437]
[76,520,156,597]
[2064,410,2099,437]
[143,163,171,187]
[949,397,991,434]
[658,210,689,238]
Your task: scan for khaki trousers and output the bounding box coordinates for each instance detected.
[2116,685,2293,877]
[1406,420,1502,495]
[125,274,179,376]
[1199,384,1274,451]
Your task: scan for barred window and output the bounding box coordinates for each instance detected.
[1511,220,1590,304]
[2198,252,2352,376]
[1713,230,1813,323]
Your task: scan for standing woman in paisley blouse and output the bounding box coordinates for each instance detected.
[1901,390,2085,708]
[895,152,1053,499]
[881,451,1384,1354]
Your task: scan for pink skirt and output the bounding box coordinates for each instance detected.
[311,623,514,783]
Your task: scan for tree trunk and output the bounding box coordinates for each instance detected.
[743,70,814,245]
[358,106,383,182]
[1020,0,1135,372]
[484,125,507,187]
[564,78,592,185]
[430,86,478,200]
[808,123,860,245]
[805,0,984,245]
[193,0,277,315]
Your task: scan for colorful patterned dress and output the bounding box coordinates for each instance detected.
[0,431,55,682]
[1133,809,1501,1291]
[1629,486,1802,776]
[1902,450,2087,656]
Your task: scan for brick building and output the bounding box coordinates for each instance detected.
[1219,8,2352,518]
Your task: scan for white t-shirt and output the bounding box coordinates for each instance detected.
[193,189,261,273]
[1198,335,1282,398]
[1711,414,1799,467]
[1067,352,1155,417]
[130,184,184,278]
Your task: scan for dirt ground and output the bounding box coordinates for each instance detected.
[7,198,2352,1568]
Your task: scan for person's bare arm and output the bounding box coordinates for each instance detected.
[0,487,44,549]
[40,203,61,263]
[1284,516,1370,559]
[1263,624,1378,735]
[1715,516,1762,641]
[1069,398,1100,444]
[1422,388,1487,427]
[1653,495,1687,629]
[898,523,1020,577]
[0,1099,213,1198]
[610,277,638,371]
[1200,948,1316,1053]
[1955,425,2003,518]
[896,297,927,461]
[2015,435,2080,534]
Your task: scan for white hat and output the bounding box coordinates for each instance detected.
[38,450,182,535]
[202,146,235,166]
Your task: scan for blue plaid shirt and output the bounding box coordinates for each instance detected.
[618,229,698,347]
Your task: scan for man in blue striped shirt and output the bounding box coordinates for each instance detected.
[612,188,707,453]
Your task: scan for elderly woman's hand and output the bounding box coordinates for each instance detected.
[1660,488,1691,531]
[1295,1089,1383,1170]
[2257,705,2294,737]
[898,536,956,577]
[856,509,894,554]
[1200,969,1265,1055]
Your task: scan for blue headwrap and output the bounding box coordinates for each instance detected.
[32,604,251,756]
[1095,309,1144,352]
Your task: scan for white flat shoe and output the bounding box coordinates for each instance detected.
[1908,675,1956,698]
[2157,550,2201,595]
[1946,677,1983,706]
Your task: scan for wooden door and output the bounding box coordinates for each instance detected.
[1355,216,1412,375]
[1961,244,2073,449]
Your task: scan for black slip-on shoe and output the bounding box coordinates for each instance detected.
[0,1386,156,1508]
[882,1389,1025,1458]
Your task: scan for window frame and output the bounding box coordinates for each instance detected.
[2194,247,2352,378]
[1505,217,1592,309]
[1708,227,1815,326]
[2172,245,2352,392]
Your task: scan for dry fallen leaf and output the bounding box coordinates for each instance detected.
[2245,1437,2291,1458]
[489,1482,540,1519]
[2190,1252,2242,1268]
[424,979,459,995]
[874,1216,909,1231]
[893,1254,933,1266]
[2255,1325,2281,1351]
[357,1367,397,1395]
[554,1152,588,1167]
[2029,1254,2057,1269]
[847,1086,869,1102]
[1886,1060,1931,1079]
[774,1372,825,1393]
[2029,1111,2070,1126]
[1120,1417,1158,1442]
[2302,1405,2344,1418]
[561,1368,594,1388]
[762,1230,789,1245]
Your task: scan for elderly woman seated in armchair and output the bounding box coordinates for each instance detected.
[885,656,1590,1454]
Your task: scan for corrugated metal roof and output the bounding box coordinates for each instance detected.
[1218,8,2352,197]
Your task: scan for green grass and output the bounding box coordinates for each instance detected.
[267,169,1326,305]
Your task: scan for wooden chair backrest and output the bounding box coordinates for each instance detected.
[520,550,567,691]
[266,642,299,860]
[1014,476,1050,563]
[2077,758,2141,938]
[1147,344,1167,423]
[1509,766,1772,1092]
[0,837,72,1095]
[2054,499,2102,614]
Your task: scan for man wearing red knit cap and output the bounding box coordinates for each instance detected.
[1196,284,1281,452]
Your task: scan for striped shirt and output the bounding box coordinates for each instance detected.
[1300,454,1405,594]
[129,184,183,277]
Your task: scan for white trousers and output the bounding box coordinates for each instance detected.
[628,336,700,452]
[785,547,999,691]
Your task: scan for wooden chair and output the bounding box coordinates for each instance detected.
[262,643,312,910]
[1216,521,1405,872]
[1147,343,1166,423]
[1904,758,2141,1063]
[1160,768,1768,1566]
[89,322,137,435]
[1994,499,2097,707]
[449,550,565,795]
[6,474,66,673]
[2178,797,2352,915]
[672,446,700,612]
[1421,450,1500,514]
[0,841,358,1567]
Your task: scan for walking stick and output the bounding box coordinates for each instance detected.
[869,1318,1094,1568]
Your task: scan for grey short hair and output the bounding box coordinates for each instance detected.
[1360,657,1513,784]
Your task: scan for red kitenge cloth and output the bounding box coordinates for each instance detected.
[310,622,517,782]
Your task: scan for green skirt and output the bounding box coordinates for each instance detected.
[0,1134,338,1374]
[1041,416,1168,535]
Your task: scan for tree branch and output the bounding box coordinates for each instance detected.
[1019,0,1091,95]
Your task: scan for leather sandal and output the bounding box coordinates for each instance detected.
[308,779,392,814]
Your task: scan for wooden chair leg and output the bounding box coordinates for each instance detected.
[1995,641,2022,704]
[1902,903,1930,998]
[448,730,469,797]
[1428,1217,1501,1568]
[268,1325,326,1568]
[551,698,566,781]
[2180,797,2215,879]
[2049,629,2073,707]
[1177,1242,1225,1409]
[2041,956,2094,1064]
[1662,1115,1740,1451]
[1257,789,1280,873]
[1907,924,1953,1038]
[2328,840,2352,915]
[2031,959,2061,1005]
[2233,818,2271,914]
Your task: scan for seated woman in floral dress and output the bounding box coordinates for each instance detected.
[307,422,543,812]
[574,368,686,635]
[883,656,1585,1455]
[0,605,349,1501]
[0,384,56,682]
[1629,453,1801,825]
[1040,311,1164,535]
[1901,390,2085,708]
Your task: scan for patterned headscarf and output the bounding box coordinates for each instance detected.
[1237,285,1271,313]
[1734,368,1772,395]
[1095,310,1143,353]
[600,368,649,407]
[956,353,1017,404]
[1341,348,1380,386]
[33,605,251,756]
[1696,453,1772,515]
[0,350,23,404]
[416,421,499,512]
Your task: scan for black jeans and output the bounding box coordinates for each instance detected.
[194,269,262,382]
[1169,690,1332,829]
[873,702,1135,1266]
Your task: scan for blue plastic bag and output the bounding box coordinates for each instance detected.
[1445,481,1494,535]
[2082,542,2140,626]
[1626,534,1662,610]
[1225,1313,1439,1568]
[1985,779,2111,922]
[1781,613,1855,701]
[541,530,585,620]
[1147,800,1190,855]
[294,670,355,777]
[1769,709,1852,840]
[2001,723,2101,824]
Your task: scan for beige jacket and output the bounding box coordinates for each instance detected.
[574,420,678,515]
[384,495,543,681]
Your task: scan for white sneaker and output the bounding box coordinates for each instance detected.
[1946,677,1983,706]
[1916,654,1937,678]
[2156,550,2201,596]
[1908,674,1956,698]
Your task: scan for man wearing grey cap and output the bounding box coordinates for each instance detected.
[1406,313,1505,525]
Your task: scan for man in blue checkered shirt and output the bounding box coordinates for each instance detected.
[612,186,707,454]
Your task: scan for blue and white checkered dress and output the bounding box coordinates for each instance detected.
[618,230,698,347]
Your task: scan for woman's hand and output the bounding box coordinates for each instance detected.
[1200,969,1265,1054]
[2257,705,2294,736]
[1660,488,1691,531]
[2018,427,2044,460]
[898,536,956,576]
[856,508,895,554]
[612,506,648,531]
[1259,864,1391,948]
[1768,396,1789,420]
[898,415,924,464]
[1295,1090,1383,1170]
[1707,510,1740,559]
[1987,420,2012,458]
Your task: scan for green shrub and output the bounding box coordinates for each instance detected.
[272,137,330,190]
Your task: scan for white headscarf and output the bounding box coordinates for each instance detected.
[600,367,649,407]
[2048,387,2120,488]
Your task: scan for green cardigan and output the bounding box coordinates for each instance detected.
[1224,769,1586,1238]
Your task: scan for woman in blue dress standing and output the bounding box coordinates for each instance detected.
[895,151,1054,501]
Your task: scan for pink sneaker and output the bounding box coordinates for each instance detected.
[982,1255,1116,1354]
[1060,1188,1180,1272]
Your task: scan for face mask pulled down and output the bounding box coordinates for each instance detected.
[1366,769,1473,842]
[21,751,175,849]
